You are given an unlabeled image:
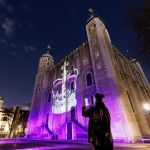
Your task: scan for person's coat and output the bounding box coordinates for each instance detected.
[82,102,113,148]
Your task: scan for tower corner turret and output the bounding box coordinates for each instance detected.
[38,51,54,73]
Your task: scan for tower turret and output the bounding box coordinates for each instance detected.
[27,50,54,136]
[38,51,54,73]
[86,10,142,142]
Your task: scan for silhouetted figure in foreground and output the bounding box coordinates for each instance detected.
[82,93,113,150]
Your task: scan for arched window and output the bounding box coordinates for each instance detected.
[38,87,41,93]
[71,106,75,121]
[71,82,75,92]
[2,117,7,121]
[48,92,51,102]
[86,73,92,86]
[70,66,74,75]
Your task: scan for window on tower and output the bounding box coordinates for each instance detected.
[48,92,51,102]
[86,73,92,86]
[83,57,88,66]
[38,87,41,93]
[92,39,96,45]
[71,82,75,92]
[95,51,99,57]
[70,66,74,75]
[2,117,7,121]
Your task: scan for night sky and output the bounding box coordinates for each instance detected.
[0,0,149,107]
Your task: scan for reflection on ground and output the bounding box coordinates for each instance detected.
[0,138,150,150]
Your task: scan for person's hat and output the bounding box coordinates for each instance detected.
[95,93,105,100]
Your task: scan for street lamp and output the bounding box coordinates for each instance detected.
[143,103,150,112]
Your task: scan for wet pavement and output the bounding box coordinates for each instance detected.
[0,139,93,150]
[0,139,150,150]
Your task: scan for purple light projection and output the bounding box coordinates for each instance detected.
[48,61,79,139]
[52,75,77,114]
[27,61,136,143]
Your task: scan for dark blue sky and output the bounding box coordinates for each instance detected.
[0,0,149,106]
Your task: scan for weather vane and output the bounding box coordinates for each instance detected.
[47,43,51,54]
[88,8,95,17]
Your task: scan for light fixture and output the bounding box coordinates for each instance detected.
[143,103,150,112]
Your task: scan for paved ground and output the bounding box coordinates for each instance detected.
[0,139,150,150]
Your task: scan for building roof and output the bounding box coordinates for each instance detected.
[41,53,54,60]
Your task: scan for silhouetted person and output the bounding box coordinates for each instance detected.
[82,93,113,150]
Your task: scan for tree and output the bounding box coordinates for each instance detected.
[126,0,150,66]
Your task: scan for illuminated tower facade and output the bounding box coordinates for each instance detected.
[27,13,150,142]
[27,51,54,135]
[86,14,149,142]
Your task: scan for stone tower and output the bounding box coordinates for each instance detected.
[27,11,150,142]
[86,13,142,142]
[27,51,54,135]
